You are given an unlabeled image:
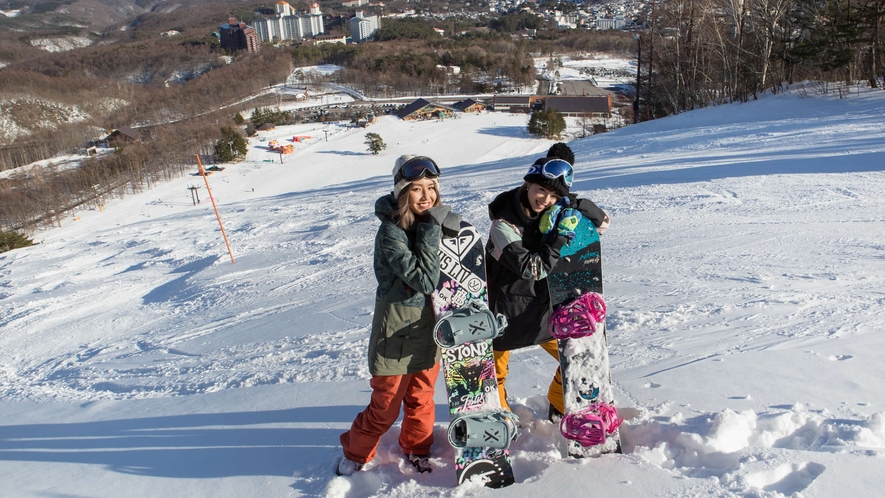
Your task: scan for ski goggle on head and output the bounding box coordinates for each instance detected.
[395,156,441,184]
[526,158,574,188]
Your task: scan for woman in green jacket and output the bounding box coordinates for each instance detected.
[338,155,460,476]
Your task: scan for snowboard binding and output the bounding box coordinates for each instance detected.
[447,410,520,450]
[549,292,606,340]
[559,403,622,447]
[434,300,508,348]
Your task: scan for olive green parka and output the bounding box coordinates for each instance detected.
[367,194,442,376]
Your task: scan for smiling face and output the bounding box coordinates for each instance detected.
[407,178,439,216]
[525,182,561,214]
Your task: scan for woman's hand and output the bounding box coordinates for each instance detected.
[421,205,462,237]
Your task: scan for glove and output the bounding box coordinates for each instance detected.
[539,202,563,235]
[422,205,462,237]
[556,208,582,240]
[421,205,450,225]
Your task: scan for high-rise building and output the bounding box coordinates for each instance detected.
[220,18,261,53]
[252,2,325,43]
[349,11,380,43]
[276,0,294,17]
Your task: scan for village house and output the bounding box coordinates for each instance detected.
[396,99,457,121]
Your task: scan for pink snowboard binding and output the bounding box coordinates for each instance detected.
[549,292,606,340]
[559,403,622,447]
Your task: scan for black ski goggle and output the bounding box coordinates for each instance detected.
[395,157,441,184]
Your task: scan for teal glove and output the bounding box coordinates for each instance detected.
[539,203,562,235]
[556,208,582,240]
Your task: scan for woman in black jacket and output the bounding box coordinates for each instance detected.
[485,144,610,421]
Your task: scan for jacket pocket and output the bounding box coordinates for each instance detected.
[399,311,434,360]
[382,321,410,359]
[371,300,437,374]
[376,301,423,360]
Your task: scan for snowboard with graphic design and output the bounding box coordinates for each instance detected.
[432,220,515,488]
[547,215,621,457]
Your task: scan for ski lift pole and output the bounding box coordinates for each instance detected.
[196,154,235,264]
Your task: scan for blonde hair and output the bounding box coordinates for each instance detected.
[396,179,442,230]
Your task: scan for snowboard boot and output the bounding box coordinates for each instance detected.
[407,453,432,473]
[335,454,364,476]
[547,403,564,424]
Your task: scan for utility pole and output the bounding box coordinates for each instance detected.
[633,33,641,125]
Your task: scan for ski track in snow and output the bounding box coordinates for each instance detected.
[2,86,885,497]
[1,188,381,402]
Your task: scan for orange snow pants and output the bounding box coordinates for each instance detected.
[340,362,440,465]
[494,339,564,414]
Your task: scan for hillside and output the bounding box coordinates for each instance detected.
[0,0,273,152]
[1,87,884,497]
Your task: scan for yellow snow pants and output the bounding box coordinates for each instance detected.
[493,339,564,414]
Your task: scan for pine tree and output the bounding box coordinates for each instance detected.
[250,108,266,127]
[214,126,248,163]
[365,133,387,155]
[0,230,35,254]
[528,109,566,139]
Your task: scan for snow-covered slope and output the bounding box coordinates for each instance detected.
[1,88,884,498]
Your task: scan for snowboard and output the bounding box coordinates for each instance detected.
[547,215,621,458]
[432,220,515,488]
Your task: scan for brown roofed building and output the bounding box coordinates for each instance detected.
[543,95,612,117]
[452,99,487,113]
[220,18,261,54]
[491,95,533,113]
[396,99,457,121]
[106,126,143,147]
[533,78,614,116]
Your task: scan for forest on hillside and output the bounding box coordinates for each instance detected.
[638,0,885,119]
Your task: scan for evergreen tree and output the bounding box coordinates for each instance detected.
[250,108,266,127]
[365,133,387,155]
[528,109,566,139]
[0,230,35,254]
[214,126,248,163]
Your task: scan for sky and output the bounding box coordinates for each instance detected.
[2,77,885,497]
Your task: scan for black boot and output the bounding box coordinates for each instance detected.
[548,403,564,424]
[407,454,432,473]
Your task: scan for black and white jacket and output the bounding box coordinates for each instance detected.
[485,185,609,351]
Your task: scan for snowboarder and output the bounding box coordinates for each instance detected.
[337,155,461,476]
[485,143,610,422]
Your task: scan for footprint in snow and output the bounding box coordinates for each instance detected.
[827,354,853,361]
[745,462,825,495]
